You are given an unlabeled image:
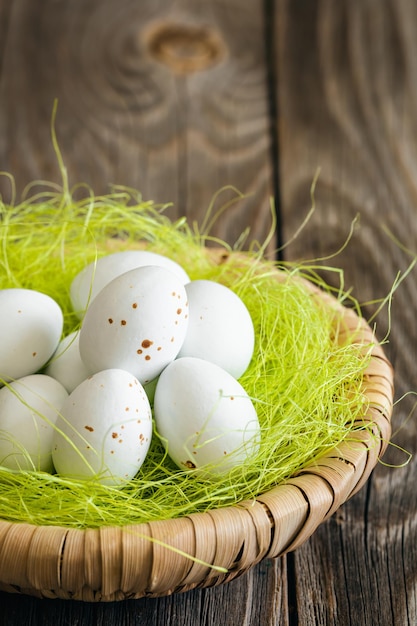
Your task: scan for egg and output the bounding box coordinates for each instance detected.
[0,374,68,472]
[0,288,63,384]
[44,331,91,393]
[52,368,152,486]
[79,265,189,385]
[177,280,255,379]
[70,250,190,317]
[154,357,260,474]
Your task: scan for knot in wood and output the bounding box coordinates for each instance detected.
[145,23,226,74]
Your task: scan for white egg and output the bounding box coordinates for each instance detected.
[177,280,255,379]
[0,374,68,472]
[44,331,91,393]
[79,265,189,385]
[154,357,260,474]
[0,288,63,384]
[70,250,190,317]
[52,368,152,486]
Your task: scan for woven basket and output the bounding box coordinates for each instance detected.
[0,251,393,602]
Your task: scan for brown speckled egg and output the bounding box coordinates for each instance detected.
[0,288,63,385]
[154,357,260,475]
[70,250,190,318]
[79,265,189,385]
[51,368,152,486]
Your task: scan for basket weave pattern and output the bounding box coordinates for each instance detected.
[0,263,393,601]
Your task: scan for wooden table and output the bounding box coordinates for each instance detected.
[0,1,416,624]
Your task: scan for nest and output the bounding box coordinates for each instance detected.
[0,193,393,601]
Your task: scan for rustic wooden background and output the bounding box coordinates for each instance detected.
[1,0,417,624]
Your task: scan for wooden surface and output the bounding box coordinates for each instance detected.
[0,0,416,624]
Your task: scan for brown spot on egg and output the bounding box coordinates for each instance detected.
[157,346,162,351]
[183,460,196,469]
[85,425,94,432]
[125,407,130,412]
[32,352,37,357]
[132,302,138,309]
[108,318,114,324]
[172,291,176,296]
[121,319,127,326]
[141,339,153,348]
[230,396,234,400]
[112,432,118,439]
[119,439,123,443]
[171,337,175,342]
[177,308,182,315]
[111,450,115,454]
[145,355,151,361]
[224,451,227,455]
[137,349,143,354]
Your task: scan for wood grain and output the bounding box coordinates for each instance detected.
[0,0,274,250]
[276,0,417,624]
[1,0,417,624]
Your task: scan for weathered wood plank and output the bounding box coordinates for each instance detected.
[0,0,274,249]
[0,0,289,624]
[276,0,417,624]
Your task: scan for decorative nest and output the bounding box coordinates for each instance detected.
[0,252,393,602]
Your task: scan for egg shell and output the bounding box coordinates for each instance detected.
[79,265,189,385]
[177,280,255,379]
[154,357,260,474]
[0,288,63,384]
[52,368,153,486]
[0,374,68,472]
[45,331,91,393]
[70,250,190,317]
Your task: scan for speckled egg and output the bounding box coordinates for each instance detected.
[79,265,189,385]
[0,288,63,384]
[0,374,68,472]
[177,280,255,379]
[45,331,91,393]
[52,368,153,486]
[154,357,260,475]
[70,249,190,317]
